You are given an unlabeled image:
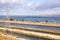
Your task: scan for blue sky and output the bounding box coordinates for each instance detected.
[0,0,60,16]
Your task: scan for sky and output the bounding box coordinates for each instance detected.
[0,0,60,16]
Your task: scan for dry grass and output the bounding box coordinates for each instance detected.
[0,27,60,40]
[0,32,17,40]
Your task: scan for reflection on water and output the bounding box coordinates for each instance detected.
[10,23,60,31]
[6,31,45,40]
[0,22,60,40]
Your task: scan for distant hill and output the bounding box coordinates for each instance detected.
[39,14,60,17]
[48,15,60,17]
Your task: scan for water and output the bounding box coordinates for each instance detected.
[0,16,60,40]
[0,16,60,22]
[0,16,60,31]
[6,31,44,40]
[10,23,60,31]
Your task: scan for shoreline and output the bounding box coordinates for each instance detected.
[0,27,60,40]
[7,26,60,35]
[0,20,60,28]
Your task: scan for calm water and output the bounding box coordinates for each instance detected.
[0,16,60,22]
[10,24,60,31]
[0,16,60,30]
[0,16,60,40]
[0,16,60,31]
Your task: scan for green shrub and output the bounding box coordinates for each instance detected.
[21,19,24,21]
[0,29,4,32]
[10,18,14,21]
[45,20,48,23]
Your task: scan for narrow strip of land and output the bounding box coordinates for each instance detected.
[0,33,29,40]
[0,20,60,28]
[0,27,60,40]
[6,26,60,35]
[0,25,60,35]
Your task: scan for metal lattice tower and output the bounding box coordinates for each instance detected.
[6,0,10,21]
[5,0,10,34]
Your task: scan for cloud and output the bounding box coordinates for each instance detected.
[35,0,60,10]
[0,0,27,8]
[0,0,60,13]
[26,2,40,10]
[0,0,26,4]
[18,0,60,11]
